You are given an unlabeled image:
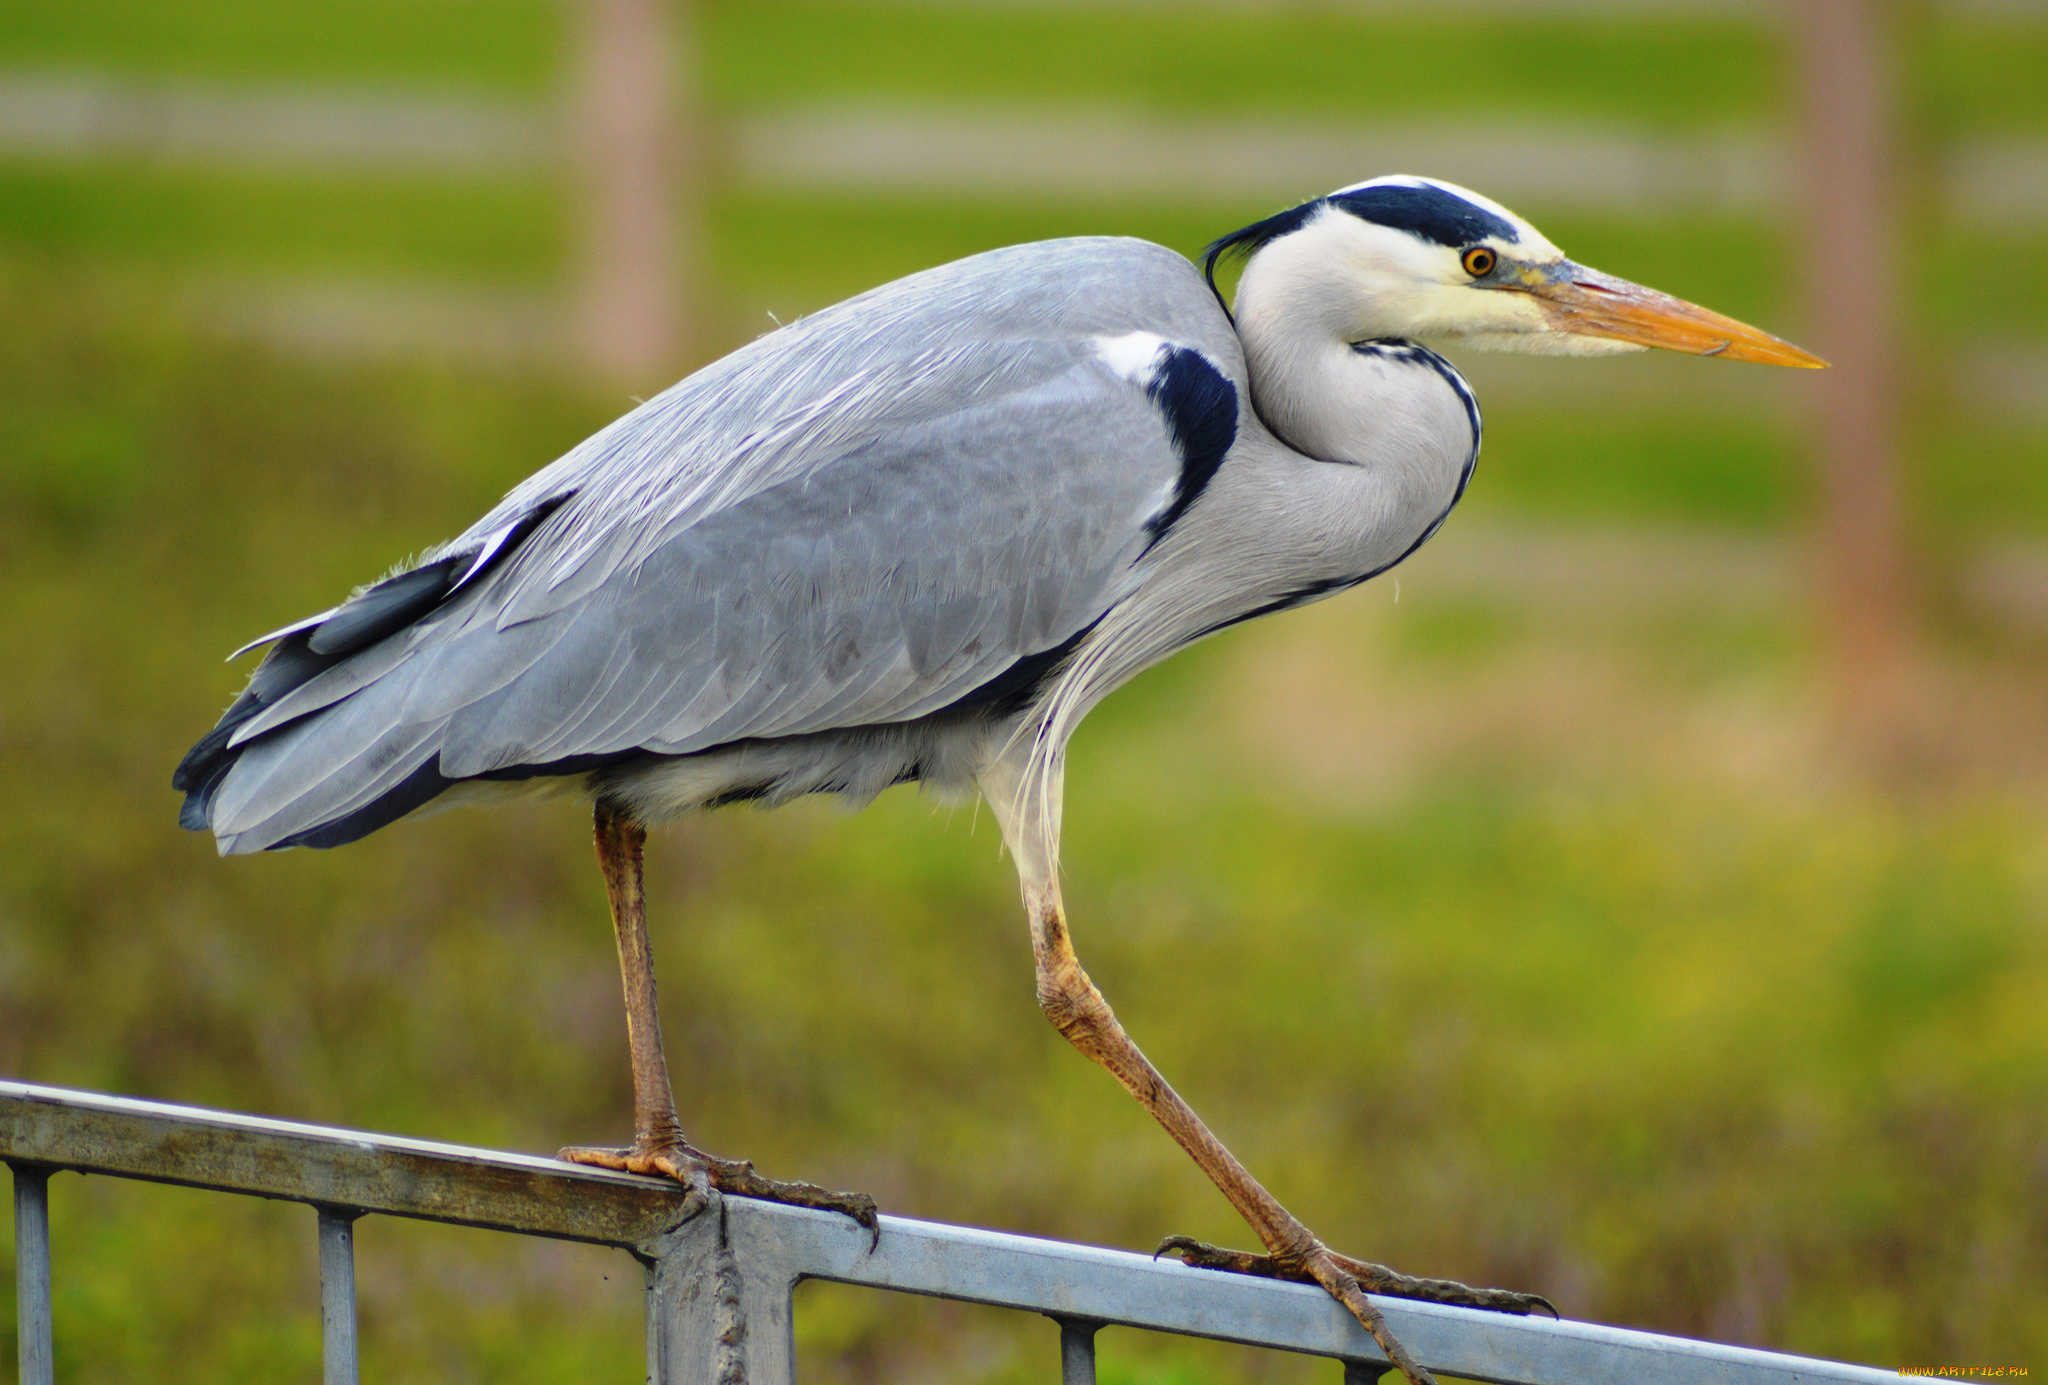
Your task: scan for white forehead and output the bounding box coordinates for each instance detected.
[1328,174,1566,262]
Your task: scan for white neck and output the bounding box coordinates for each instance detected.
[1002,240,1485,803]
[1232,228,1479,516]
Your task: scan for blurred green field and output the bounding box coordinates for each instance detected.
[3,0,2043,133]
[2,2,2047,1382]
[2,2,2044,536]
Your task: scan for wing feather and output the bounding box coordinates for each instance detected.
[193,238,1244,851]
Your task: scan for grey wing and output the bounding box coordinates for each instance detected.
[456,235,1235,621]
[189,310,1235,854]
[432,340,1181,771]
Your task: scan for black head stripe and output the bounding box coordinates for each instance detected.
[1328,183,1520,248]
[1201,200,1324,312]
[1201,182,1519,313]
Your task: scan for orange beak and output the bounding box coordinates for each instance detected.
[1524,264,1828,368]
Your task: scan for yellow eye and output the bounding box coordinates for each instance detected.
[1462,247,1497,277]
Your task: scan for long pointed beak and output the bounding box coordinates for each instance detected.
[1527,264,1828,368]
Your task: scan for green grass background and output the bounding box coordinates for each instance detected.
[1,2,2045,1381]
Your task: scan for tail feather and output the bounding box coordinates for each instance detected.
[264,747,456,851]
[173,631,348,832]
[173,697,266,831]
[174,495,574,851]
[184,656,456,854]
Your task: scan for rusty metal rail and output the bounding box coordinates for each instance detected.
[3,1081,1893,1384]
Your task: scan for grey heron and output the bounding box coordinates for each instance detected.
[175,176,1822,1382]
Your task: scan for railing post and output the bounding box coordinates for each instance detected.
[318,1206,363,1385]
[642,1194,745,1385]
[12,1163,53,1385]
[1053,1316,1101,1385]
[1344,1360,1391,1384]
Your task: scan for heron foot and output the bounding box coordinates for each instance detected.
[1156,1235,1442,1385]
[559,1141,880,1247]
[1157,1234,1557,1318]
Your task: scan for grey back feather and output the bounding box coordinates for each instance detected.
[202,238,1245,852]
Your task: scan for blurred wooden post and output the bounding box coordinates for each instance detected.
[1795,0,1915,704]
[572,0,694,382]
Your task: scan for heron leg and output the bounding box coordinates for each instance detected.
[1022,875,1550,1385]
[558,802,878,1241]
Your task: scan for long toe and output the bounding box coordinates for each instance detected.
[557,1144,636,1171]
[1159,1234,1564,1385]
[557,1142,714,1203]
[697,1151,881,1248]
[556,1141,876,1243]
[1323,1249,1557,1318]
[1158,1236,1554,1317]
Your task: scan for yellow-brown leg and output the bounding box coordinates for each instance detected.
[1029,880,1452,1381]
[982,758,1547,1385]
[559,802,878,1240]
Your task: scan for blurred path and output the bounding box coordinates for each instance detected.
[0,70,2042,399]
[3,75,2042,226]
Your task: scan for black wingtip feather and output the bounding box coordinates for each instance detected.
[174,629,346,833]
[307,558,460,656]
[174,494,579,843]
[172,695,261,797]
[174,701,262,830]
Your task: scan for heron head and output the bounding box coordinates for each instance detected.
[1207,176,1824,367]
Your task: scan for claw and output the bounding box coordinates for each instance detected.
[1156,1234,1278,1276]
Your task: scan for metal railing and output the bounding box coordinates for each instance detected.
[2,1081,1893,1385]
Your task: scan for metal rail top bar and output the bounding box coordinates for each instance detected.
[0,1080,687,1246]
[2,1082,1895,1385]
[715,1199,1897,1385]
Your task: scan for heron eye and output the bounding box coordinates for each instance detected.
[1462,247,1497,278]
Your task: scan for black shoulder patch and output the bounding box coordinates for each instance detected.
[1327,183,1519,249]
[1142,346,1238,550]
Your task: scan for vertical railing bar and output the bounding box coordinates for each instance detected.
[11,1163,54,1385]
[1343,1360,1391,1384]
[318,1206,363,1385]
[1053,1316,1101,1385]
[641,1253,667,1385]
